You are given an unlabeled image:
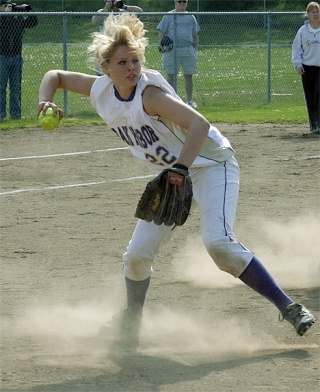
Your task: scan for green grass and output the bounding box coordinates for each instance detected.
[0,103,307,131]
[201,104,307,124]
[1,43,306,130]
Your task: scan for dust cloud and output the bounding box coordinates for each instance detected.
[14,301,114,339]
[12,300,274,357]
[172,214,320,289]
[141,307,272,355]
[7,214,318,358]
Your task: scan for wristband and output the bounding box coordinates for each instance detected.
[172,163,189,172]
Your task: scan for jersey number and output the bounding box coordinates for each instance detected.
[145,146,177,166]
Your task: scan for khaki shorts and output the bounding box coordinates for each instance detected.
[162,46,198,75]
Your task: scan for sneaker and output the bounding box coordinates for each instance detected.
[187,100,197,108]
[310,122,320,133]
[280,303,316,336]
[311,127,320,134]
[99,308,141,349]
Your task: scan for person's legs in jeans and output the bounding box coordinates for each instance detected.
[0,55,10,120]
[9,55,23,120]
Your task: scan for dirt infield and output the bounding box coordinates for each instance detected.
[0,123,319,392]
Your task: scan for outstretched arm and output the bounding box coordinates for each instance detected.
[38,70,98,118]
[122,4,143,12]
[92,1,142,24]
[115,1,143,12]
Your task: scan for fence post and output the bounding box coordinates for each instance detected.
[173,12,178,92]
[62,12,68,115]
[267,12,272,103]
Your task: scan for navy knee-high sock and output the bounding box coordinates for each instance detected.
[125,277,150,314]
[238,256,293,312]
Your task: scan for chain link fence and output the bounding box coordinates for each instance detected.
[0,11,306,120]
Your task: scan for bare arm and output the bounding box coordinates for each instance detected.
[124,5,143,12]
[193,33,199,50]
[158,31,164,43]
[92,3,142,24]
[92,10,106,26]
[143,86,210,169]
[38,70,98,118]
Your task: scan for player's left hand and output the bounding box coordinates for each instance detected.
[135,165,193,226]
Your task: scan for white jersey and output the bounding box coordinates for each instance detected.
[292,21,320,68]
[90,69,234,171]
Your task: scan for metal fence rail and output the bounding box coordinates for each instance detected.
[0,11,305,119]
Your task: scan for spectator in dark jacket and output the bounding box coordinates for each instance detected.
[0,0,38,120]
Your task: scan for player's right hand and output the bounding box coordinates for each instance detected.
[37,101,64,120]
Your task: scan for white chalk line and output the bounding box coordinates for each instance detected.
[278,155,320,161]
[294,155,320,161]
[0,146,153,196]
[0,175,154,196]
[2,150,319,163]
[0,147,129,162]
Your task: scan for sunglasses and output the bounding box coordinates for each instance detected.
[176,1,187,3]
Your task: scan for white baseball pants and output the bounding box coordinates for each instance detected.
[123,157,254,281]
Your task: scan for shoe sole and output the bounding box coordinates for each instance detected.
[297,319,316,336]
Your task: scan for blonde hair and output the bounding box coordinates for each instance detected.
[88,13,148,70]
[305,1,320,17]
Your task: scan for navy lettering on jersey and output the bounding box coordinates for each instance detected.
[129,127,140,145]
[130,125,160,148]
[121,126,135,146]
[112,125,160,149]
[141,126,152,145]
[111,127,134,146]
[134,129,147,148]
[144,126,159,143]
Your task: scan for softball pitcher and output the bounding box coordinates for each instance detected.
[38,13,316,349]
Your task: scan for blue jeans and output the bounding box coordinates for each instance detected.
[0,55,23,120]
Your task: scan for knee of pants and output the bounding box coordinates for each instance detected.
[204,238,253,278]
[123,255,153,281]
